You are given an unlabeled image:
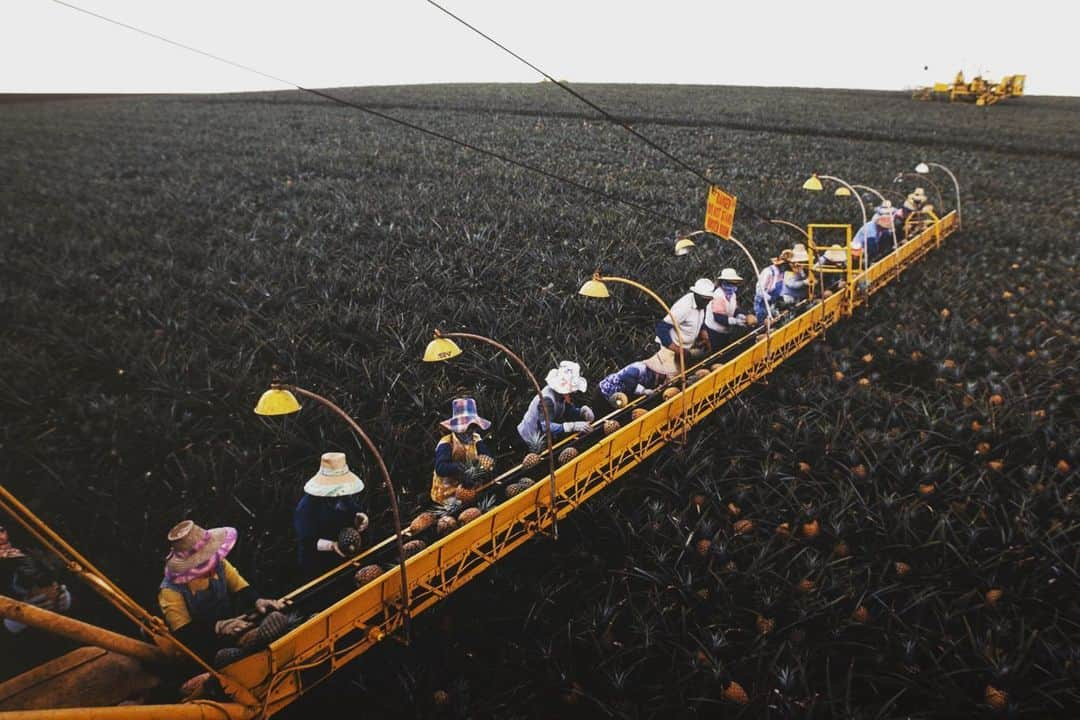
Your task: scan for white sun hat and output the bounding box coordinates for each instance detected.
[545,360,587,394]
[690,278,716,296]
[717,268,743,283]
[790,244,809,263]
[823,245,847,263]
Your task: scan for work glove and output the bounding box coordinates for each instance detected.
[254,598,286,615]
[214,617,253,638]
[641,387,657,396]
[354,512,370,533]
[580,406,595,422]
[568,421,592,434]
[731,315,746,326]
[316,538,344,555]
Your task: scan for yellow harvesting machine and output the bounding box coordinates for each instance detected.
[912,71,1026,105]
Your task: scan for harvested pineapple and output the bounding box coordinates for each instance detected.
[558,447,579,464]
[354,564,382,586]
[610,391,629,408]
[521,452,542,469]
[408,512,435,535]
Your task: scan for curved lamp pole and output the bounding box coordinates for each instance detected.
[422,329,560,540]
[916,161,961,227]
[254,384,412,641]
[768,218,809,241]
[579,273,689,444]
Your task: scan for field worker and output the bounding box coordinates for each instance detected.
[704,268,751,349]
[294,452,369,579]
[894,187,928,241]
[158,520,285,660]
[755,249,792,320]
[598,347,678,408]
[852,206,895,264]
[655,278,715,363]
[517,361,593,452]
[3,557,73,635]
[815,245,849,296]
[780,244,811,306]
[431,397,496,503]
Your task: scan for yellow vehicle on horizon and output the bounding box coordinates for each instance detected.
[912,70,1026,105]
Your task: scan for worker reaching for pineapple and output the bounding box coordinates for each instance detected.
[598,347,678,408]
[516,361,594,452]
[293,452,369,580]
[655,278,715,363]
[431,397,496,503]
[705,268,753,349]
[755,249,793,321]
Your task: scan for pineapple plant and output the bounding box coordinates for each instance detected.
[733,518,754,535]
[985,588,1003,606]
[505,477,536,498]
[521,452,542,470]
[402,539,427,557]
[436,515,459,536]
[985,685,1008,709]
[801,519,820,539]
[457,507,482,524]
[336,527,362,556]
[722,680,749,705]
[894,561,912,577]
[408,512,435,535]
[851,605,870,623]
[354,564,383,586]
[455,485,479,506]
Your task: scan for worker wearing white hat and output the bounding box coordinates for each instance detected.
[780,244,810,306]
[516,361,594,452]
[654,278,714,361]
[704,268,752,349]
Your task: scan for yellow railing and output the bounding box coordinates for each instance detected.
[211,210,958,717]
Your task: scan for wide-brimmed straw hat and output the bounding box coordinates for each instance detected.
[690,278,715,296]
[164,520,237,584]
[790,244,809,263]
[643,347,679,376]
[716,268,743,283]
[910,187,928,203]
[823,245,847,263]
[546,361,587,394]
[773,249,794,264]
[439,397,492,433]
[304,452,365,498]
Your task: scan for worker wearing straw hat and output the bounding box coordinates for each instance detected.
[598,347,677,408]
[516,361,594,453]
[294,452,369,579]
[158,520,285,659]
[853,205,896,264]
[755,249,793,320]
[704,268,751,349]
[895,187,928,241]
[432,398,496,503]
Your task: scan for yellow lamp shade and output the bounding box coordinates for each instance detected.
[423,337,463,362]
[674,238,695,256]
[802,174,823,191]
[834,186,852,197]
[578,278,610,298]
[915,162,930,174]
[254,388,301,416]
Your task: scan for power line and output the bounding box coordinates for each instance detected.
[52,0,700,231]
[421,0,772,223]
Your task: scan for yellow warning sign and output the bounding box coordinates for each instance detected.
[704,186,737,239]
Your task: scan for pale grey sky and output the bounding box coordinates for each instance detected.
[3,0,1074,95]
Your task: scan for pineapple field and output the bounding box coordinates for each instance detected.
[1,84,1078,717]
